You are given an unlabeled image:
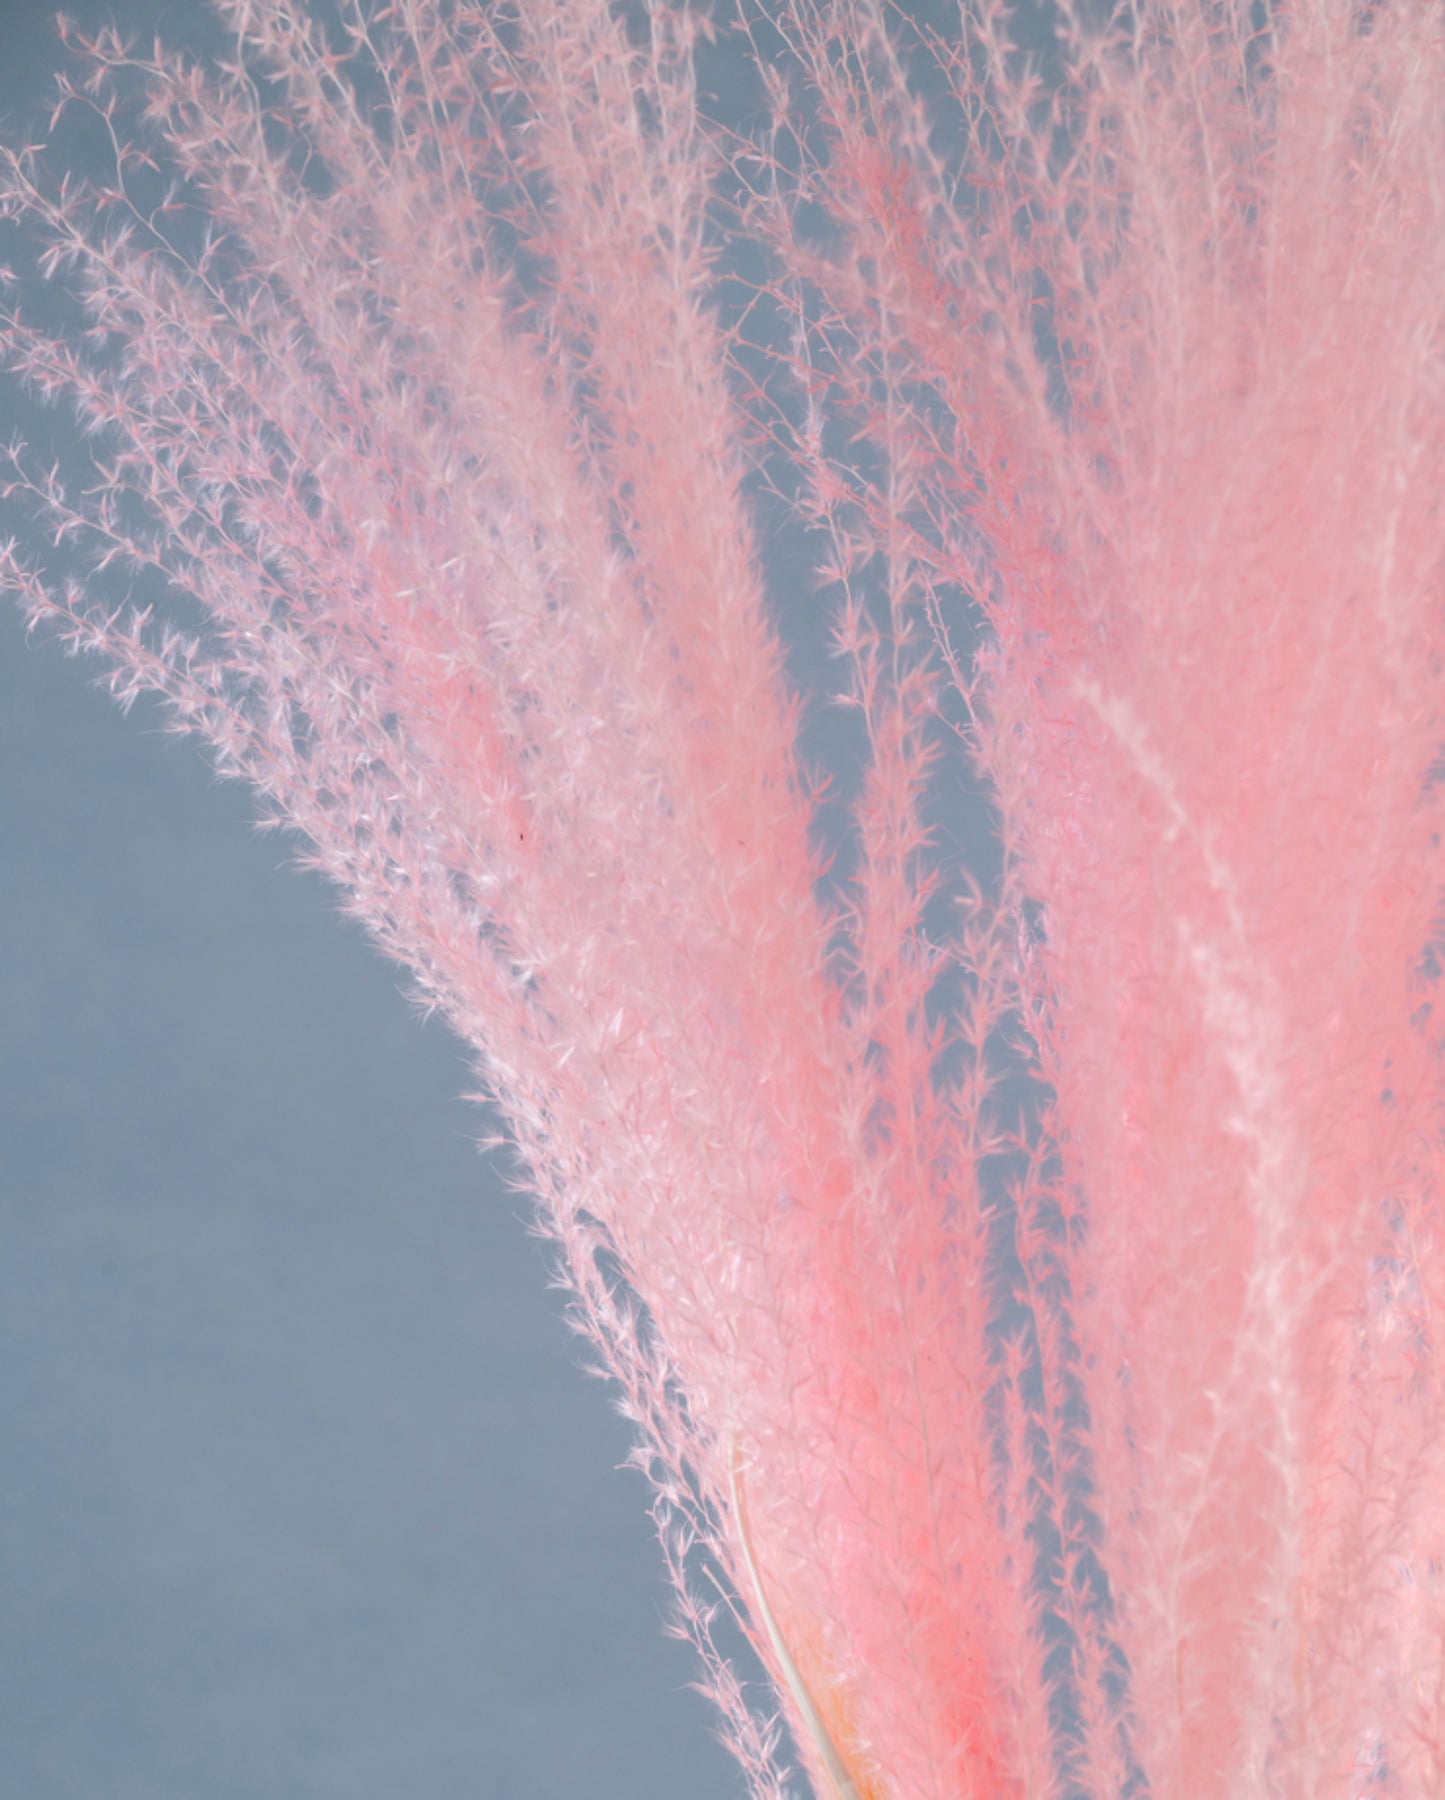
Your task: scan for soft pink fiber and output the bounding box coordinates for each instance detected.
[3,2,1443,1795]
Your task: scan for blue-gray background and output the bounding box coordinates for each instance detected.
[0,3,775,1794]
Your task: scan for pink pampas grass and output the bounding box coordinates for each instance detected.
[3,1,1443,1795]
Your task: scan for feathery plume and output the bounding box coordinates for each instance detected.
[3,2,1443,1795]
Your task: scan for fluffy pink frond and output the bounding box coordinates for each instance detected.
[4,2,1443,1796]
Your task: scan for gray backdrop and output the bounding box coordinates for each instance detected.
[0,2,757,1794]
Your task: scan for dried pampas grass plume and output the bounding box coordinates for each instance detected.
[2,0,1443,1794]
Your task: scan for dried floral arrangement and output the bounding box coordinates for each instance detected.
[4,2,1443,1794]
